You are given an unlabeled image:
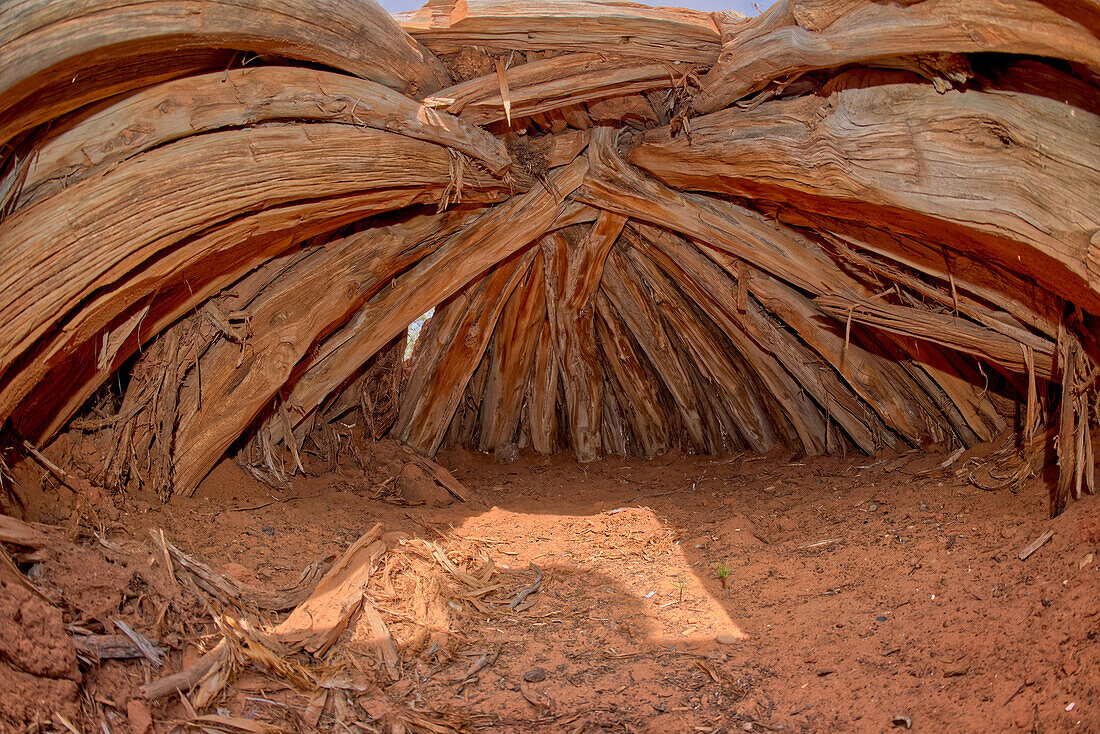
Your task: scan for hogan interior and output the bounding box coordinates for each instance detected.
[0,1,1098,733]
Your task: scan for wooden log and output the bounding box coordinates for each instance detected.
[600,251,709,452]
[479,252,548,451]
[0,515,47,548]
[396,0,723,63]
[800,216,1062,344]
[395,251,536,457]
[626,231,875,455]
[267,158,589,446]
[694,0,1100,113]
[632,71,1100,314]
[17,66,510,210]
[594,292,671,458]
[0,0,450,147]
[815,295,1057,380]
[170,211,479,496]
[633,223,956,448]
[424,53,688,126]
[599,375,629,457]
[542,212,628,462]
[11,188,463,445]
[616,232,776,453]
[574,127,855,297]
[528,313,562,455]
[0,123,501,403]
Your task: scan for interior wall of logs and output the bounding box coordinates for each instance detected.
[1,0,1097,514]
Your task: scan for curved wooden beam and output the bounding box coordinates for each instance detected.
[0,0,451,147]
[694,0,1100,113]
[632,72,1100,315]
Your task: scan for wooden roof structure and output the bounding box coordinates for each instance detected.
[0,0,1097,513]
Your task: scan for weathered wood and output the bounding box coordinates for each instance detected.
[629,230,877,455]
[0,0,450,147]
[17,66,510,210]
[633,223,954,448]
[0,515,47,548]
[424,53,689,126]
[10,189,467,444]
[395,251,535,457]
[542,212,628,462]
[171,212,478,497]
[695,0,1100,113]
[479,252,548,451]
[267,158,589,446]
[600,251,708,452]
[633,71,1100,314]
[528,312,562,456]
[575,127,855,297]
[0,124,503,418]
[815,295,1057,380]
[397,0,723,63]
[617,232,776,453]
[594,292,671,458]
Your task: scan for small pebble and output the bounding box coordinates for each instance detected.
[599,586,615,594]
[876,616,888,622]
[262,526,275,536]
[716,633,740,644]
[523,667,547,683]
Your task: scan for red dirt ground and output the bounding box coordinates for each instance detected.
[3,439,1098,733]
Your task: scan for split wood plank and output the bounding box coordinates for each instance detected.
[479,252,548,451]
[815,295,1057,380]
[274,523,385,654]
[396,0,724,63]
[395,251,536,457]
[528,314,562,455]
[543,212,628,462]
[424,53,688,126]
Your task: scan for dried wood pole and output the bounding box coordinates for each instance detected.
[0,0,1096,515]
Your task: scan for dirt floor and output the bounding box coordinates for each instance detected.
[2,438,1098,734]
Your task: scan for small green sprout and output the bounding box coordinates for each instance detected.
[716,563,731,589]
[673,574,687,602]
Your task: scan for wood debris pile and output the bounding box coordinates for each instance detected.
[0,0,1097,514]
